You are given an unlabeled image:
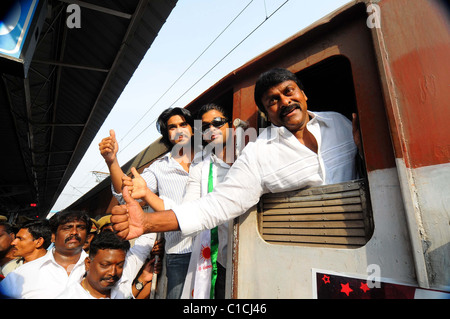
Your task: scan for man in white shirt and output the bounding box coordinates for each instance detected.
[57,230,157,299]
[110,68,361,243]
[0,211,91,298]
[181,103,233,299]
[1,220,52,277]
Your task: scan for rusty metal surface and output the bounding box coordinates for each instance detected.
[375,0,450,168]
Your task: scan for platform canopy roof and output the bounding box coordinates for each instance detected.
[0,0,177,219]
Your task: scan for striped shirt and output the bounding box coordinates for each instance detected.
[113,152,192,254]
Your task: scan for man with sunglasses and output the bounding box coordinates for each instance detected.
[180,103,233,299]
[111,68,361,261]
[99,107,196,299]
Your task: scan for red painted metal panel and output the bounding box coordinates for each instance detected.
[379,0,450,168]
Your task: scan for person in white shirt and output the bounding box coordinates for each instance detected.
[110,68,362,245]
[181,103,233,299]
[1,220,52,277]
[0,221,19,278]
[57,230,158,299]
[0,210,91,298]
[99,107,196,299]
[120,104,233,299]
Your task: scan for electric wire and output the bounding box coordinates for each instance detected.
[118,0,289,156]
[63,0,289,209]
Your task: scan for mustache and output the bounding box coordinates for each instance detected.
[280,103,301,118]
[64,235,82,243]
[101,276,120,283]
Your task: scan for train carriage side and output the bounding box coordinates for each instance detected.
[207,0,450,298]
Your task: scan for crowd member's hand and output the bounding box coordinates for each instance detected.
[141,257,162,282]
[151,238,165,259]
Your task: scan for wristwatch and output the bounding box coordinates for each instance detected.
[135,280,145,291]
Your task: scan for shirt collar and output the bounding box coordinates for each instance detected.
[46,247,87,267]
[192,150,230,168]
[307,111,332,127]
[210,152,231,168]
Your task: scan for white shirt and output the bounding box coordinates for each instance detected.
[0,248,88,299]
[113,152,192,254]
[57,233,156,299]
[183,152,230,268]
[173,111,358,236]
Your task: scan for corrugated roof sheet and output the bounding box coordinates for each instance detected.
[0,0,177,218]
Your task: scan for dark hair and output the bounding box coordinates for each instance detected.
[21,220,52,249]
[0,221,15,235]
[49,210,92,234]
[156,107,194,150]
[197,103,230,121]
[88,231,130,258]
[254,68,305,114]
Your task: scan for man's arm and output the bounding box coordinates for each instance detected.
[99,129,125,193]
[112,142,264,239]
[111,186,179,240]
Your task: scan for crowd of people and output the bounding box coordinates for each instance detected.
[0,68,361,299]
[0,212,162,299]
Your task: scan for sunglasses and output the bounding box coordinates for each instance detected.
[201,117,228,133]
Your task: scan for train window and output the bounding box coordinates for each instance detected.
[298,55,357,120]
[258,179,373,248]
[257,55,374,249]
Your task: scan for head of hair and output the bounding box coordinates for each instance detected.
[88,231,130,258]
[21,220,52,249]
[197,103,230,121]
[254,68,305,114]
[156,107,194,150]
[0,221,16,235]
[48,210,92,234]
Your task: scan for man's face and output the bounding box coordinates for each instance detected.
[54,220,88,253]
[85,249,126,293]
[11,228,39,258]
[261,80,309,133]
[167,115,193,147]
[201,109,230,147]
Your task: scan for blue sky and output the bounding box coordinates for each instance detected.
[51,0,351,211]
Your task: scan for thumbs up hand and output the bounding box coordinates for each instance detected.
[111,186,146,240]
[121,167,148,200]
[99,129,119,165]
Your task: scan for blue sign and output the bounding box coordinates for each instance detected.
[0,0,39,60]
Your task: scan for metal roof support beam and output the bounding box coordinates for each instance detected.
[32,123,85,127]
[32,150,74,155]
[32,59,109,73]
[23,78,39,201]
[58,0,132,19]
[45,12,69,205]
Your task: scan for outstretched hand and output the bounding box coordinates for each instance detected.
[111,186,146,240]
